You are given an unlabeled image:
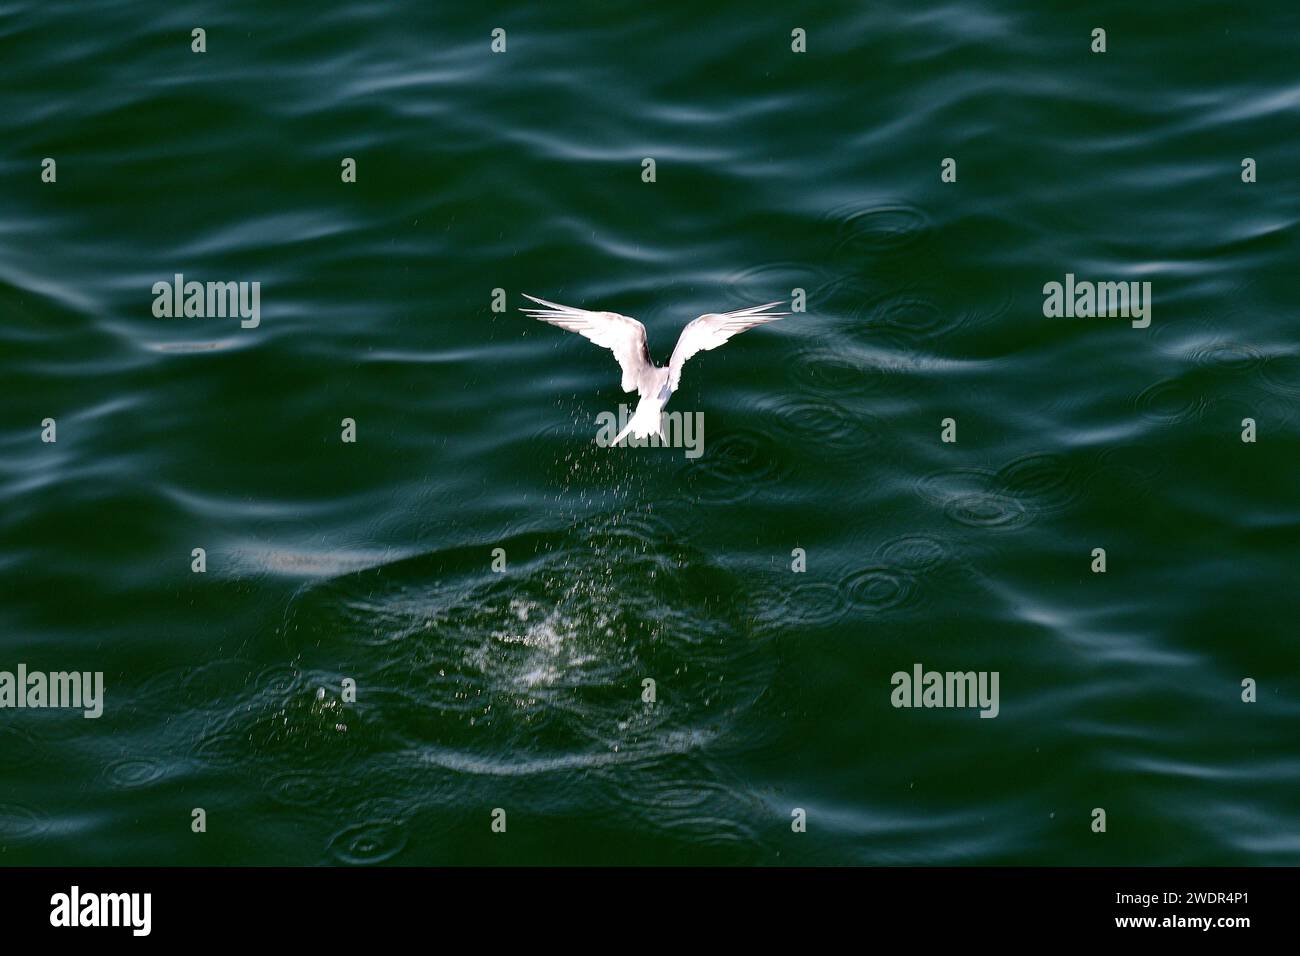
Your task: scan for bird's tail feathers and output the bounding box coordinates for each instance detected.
[610,400,665,446]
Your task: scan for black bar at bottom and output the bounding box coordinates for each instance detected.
[0,866,1283,941]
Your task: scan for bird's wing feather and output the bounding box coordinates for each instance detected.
[520,294,653,392]
[667,301,789,390]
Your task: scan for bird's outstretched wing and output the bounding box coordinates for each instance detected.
[667,302,789,390]
[520,294,654,393]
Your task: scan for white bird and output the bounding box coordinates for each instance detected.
[521,293,791,445]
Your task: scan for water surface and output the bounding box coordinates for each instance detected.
[2,0,1298,865]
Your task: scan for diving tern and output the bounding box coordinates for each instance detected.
[521,294,791,445]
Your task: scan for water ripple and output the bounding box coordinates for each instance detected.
[327,819,409,865]
[768,396,884,459]
[1135,376,1213,424]
[876,534,952,573]
[0,803,50,846]
[944,492,1031,531]
[1260,351,1300,397]
[868,291,948,338]
[104,756,169,790]
[752,578,852,632]
[841,565,921,613]
[824,199,932,256]
[993,452,1083,516]
[681,429,787,504]
[727,261,831,307]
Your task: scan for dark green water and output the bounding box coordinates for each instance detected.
[2,1,1298,865]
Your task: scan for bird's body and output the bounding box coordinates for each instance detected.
[520,294,790,445]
